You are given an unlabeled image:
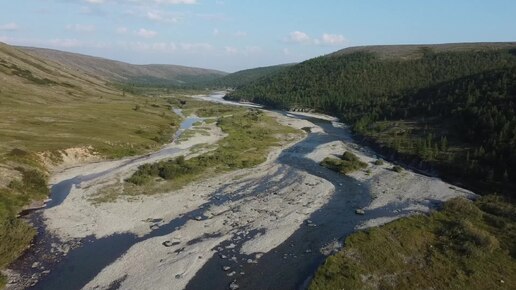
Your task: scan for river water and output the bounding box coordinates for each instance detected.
[10,93,387,290]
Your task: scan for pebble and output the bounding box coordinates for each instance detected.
[227,271,236,277]
[229,281,239,290]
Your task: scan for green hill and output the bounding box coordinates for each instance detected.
[0,42,181,281]
[227,42,516,197]
[19,46,227,86]
[203,63,293,88]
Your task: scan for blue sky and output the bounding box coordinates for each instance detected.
[1,0,515,72]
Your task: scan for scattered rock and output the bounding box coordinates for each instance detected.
[194,216,203,221]
[31,262,40,269]
[226,243,236,249]
[227,271,236,277]
[175,274,182,279]
[229,281,239,290]
[355,209,365,215]
[223,266,231,271]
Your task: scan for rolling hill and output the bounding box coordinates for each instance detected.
[18,46,227,86]
[0,41,181,277]
[202,63,293,88]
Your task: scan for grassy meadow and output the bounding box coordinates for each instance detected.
[0,42,189,284]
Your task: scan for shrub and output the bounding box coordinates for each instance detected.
[392,165,403,172]
[321,151,367,175]
[374,159,384,165]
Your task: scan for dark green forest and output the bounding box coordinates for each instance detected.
[227,46,516,197]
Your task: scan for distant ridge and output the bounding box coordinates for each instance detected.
[18,46,227,86]
[329,42,516,59]
[205,63,294,88]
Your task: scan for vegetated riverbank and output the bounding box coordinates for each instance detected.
[310,196,516,290]
[6,91,477,290]
[0,93,185,288]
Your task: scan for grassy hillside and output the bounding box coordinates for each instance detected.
[19,46,227,86]
[0,42,182,282]
[310,196,516,290]
[227,42,516,198]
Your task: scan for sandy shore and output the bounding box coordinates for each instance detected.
[12,109,476,290]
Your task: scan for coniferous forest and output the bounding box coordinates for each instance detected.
[227,46,516,197]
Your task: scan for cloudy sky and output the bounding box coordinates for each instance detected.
[1,0,515,72]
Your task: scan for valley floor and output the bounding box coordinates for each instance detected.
[6,99,475,290]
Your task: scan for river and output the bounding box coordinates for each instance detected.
[8,93,470,290]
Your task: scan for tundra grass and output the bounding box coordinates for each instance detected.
[309,196,516,290]
[95,108,302,201]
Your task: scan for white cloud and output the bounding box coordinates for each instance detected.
[66,24,96,33]
[321,33,346,45]
[0,22,19,31]
[146,11,180,23]
[122,41,177,53]
[286,31,347,46]
[180,42,213,52]
[287,31,311,44]
[48,38,83,48]
[84,0,105,4]
[116,27,128,34]
[283,48,290,55]
[136,28,157,38]
[234,31,247,37]
[84,0,196,5]
[153,0,197,4]
[128,0,197,4]
[225,46,238,54]
[213,28,220,36]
